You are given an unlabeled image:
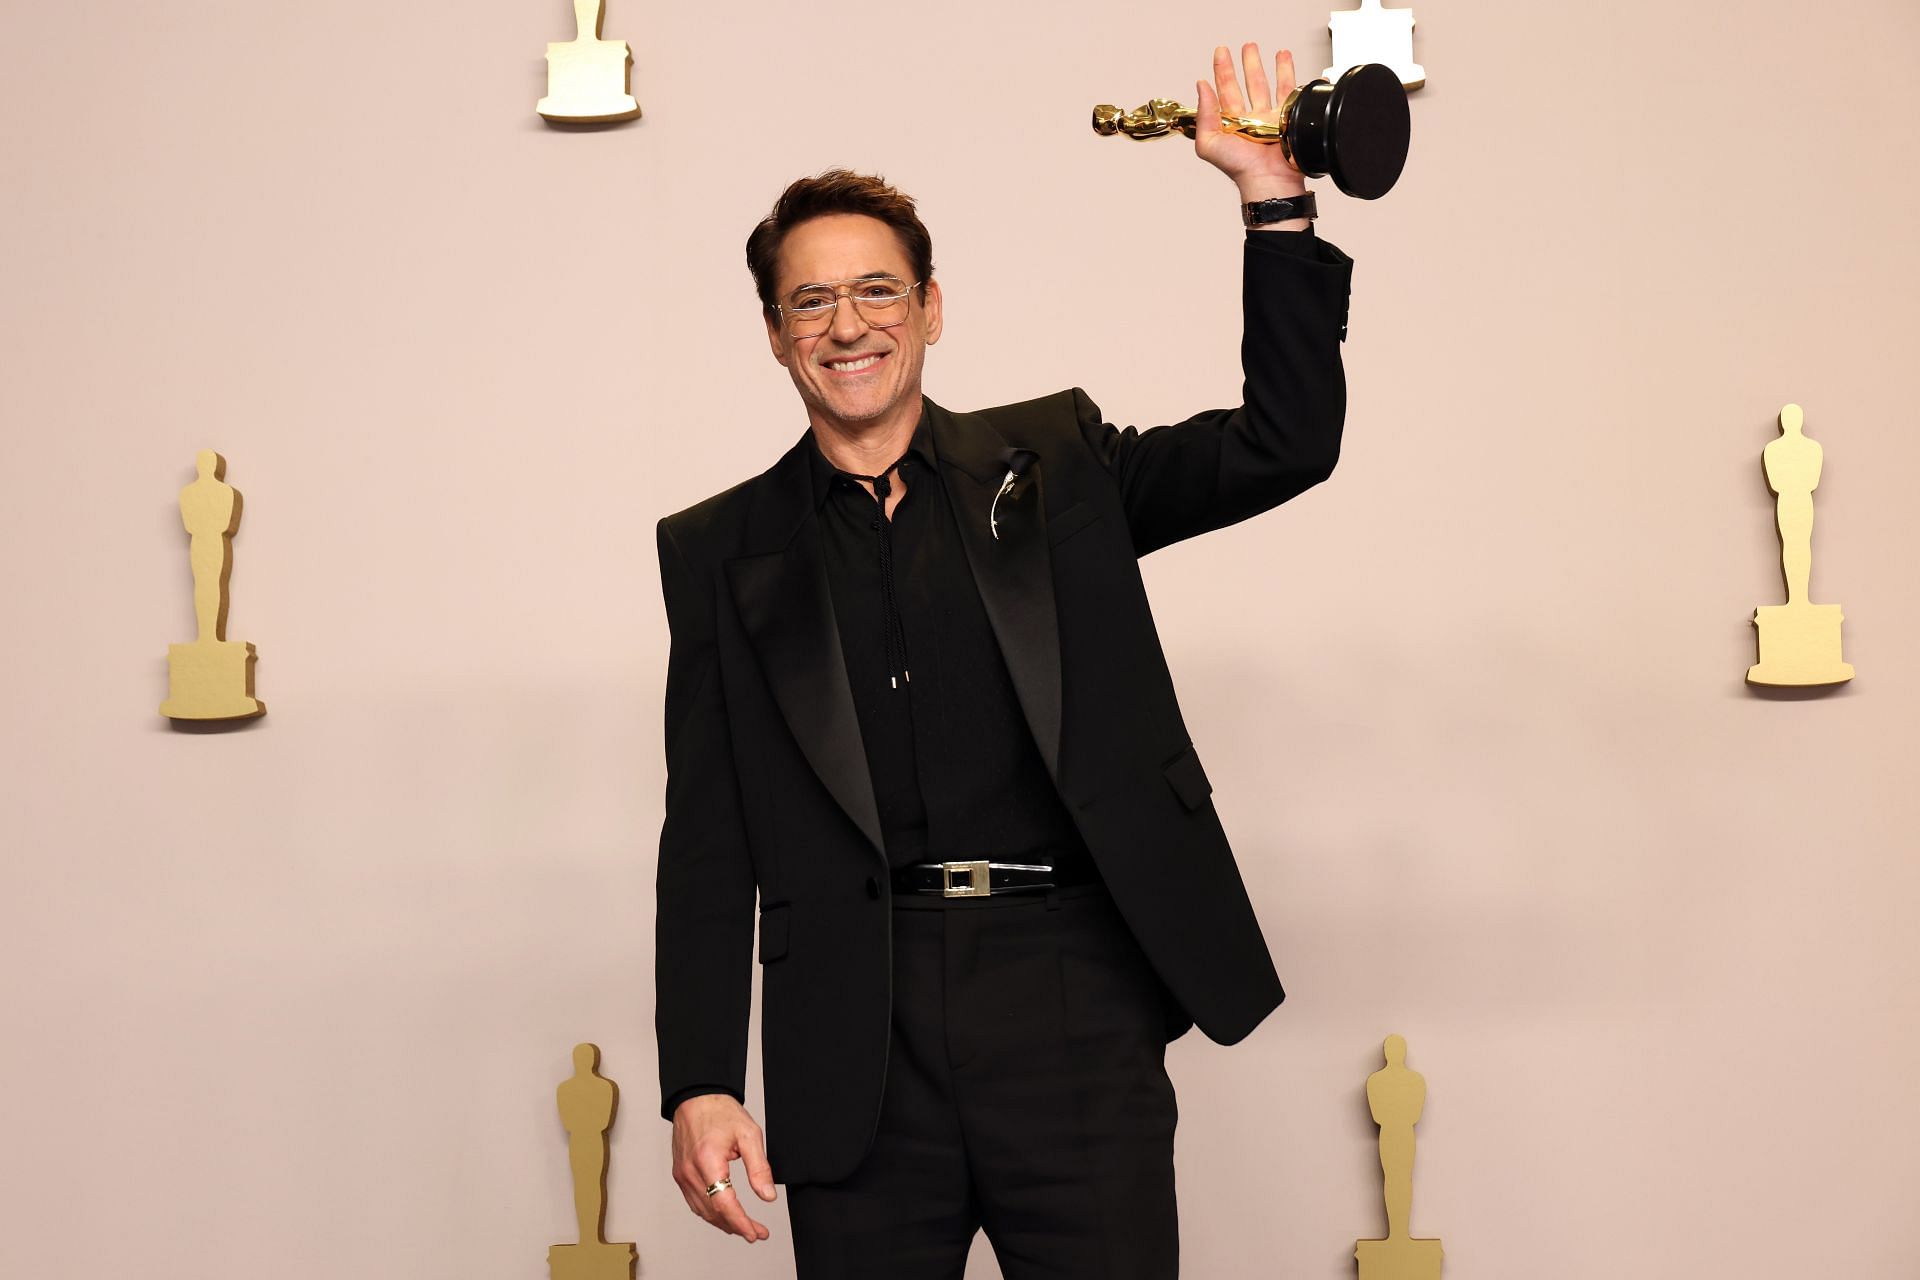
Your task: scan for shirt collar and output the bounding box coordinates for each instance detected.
[806,405,938,509]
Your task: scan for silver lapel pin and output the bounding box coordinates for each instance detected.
[989,468,1018,541]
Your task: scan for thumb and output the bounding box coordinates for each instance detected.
[738,1123,778,1201]
[1194,79,1219,138]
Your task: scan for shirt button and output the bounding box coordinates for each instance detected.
[868,520,879,531]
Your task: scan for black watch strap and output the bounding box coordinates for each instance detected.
[1241,192,1317,227]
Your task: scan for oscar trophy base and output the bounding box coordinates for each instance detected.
[1355,1237,1443,1280]
[538,42,641,124]
[536,91,641,124]
[548,1242,635,1280]
[1747,603,1854,686]
[160,640,265,720]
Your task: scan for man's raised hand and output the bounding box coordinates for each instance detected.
[671,1093,778,1243]
[1195,42,1310,203]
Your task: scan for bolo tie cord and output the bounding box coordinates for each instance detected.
[849,460,911,690]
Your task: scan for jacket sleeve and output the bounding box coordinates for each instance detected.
[654,518,758,1121]
[1075,229,1353,556]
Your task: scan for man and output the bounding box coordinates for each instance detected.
[656,43,1353,1278]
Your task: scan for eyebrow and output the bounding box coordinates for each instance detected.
[789,271,902,292]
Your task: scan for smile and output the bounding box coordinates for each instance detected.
[823,353,886,374]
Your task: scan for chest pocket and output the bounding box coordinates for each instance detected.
[758,902,791,963]
[1047,499,1102,548]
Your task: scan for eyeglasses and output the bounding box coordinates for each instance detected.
[773,276,922,336]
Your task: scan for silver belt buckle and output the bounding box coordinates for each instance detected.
[941,859,992,898]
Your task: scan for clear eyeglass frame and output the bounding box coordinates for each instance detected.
[773,277,923,336]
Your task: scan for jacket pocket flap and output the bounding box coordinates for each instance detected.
[758,902,791,963]
[1047,500,1101,547]
[1162,743,1213,811]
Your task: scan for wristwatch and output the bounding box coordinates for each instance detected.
[1241,192,1317,227]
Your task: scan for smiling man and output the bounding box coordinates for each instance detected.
[654,43,1355,1279]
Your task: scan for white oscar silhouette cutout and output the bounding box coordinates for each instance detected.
[537,0,641,124]
[1326,0,1426,89]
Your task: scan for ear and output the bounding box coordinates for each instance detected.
[922,278,944,346]
[764,311,791,368]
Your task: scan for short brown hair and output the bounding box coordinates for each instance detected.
[746,169,935,314]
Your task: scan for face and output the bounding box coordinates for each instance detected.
[764,213,943,435]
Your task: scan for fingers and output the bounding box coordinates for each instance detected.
[708,1182,771,1242]
[1211,45,1246,115]
[739,1125,780,1203]
[1241,42,1273,113]
[1275,47,1297,100]
[678,1144,770,1242]
[1217,42,1291,116]
[675,1155,719,1223]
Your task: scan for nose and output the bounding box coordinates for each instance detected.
[825,291,872,343]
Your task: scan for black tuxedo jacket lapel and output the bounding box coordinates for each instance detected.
[929,399,1063,782]
[724,441,886,861]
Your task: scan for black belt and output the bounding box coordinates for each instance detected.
[892,859,1097,898]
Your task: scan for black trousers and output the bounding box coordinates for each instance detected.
[787,882,1181,1279]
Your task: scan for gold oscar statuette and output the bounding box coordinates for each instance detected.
[1355,1035,1443,1280]
[159,450,265,722]
[1747,404,1854,687]
[537,0,641,124]
[1091,61,1410,199]
[1091,97,1284,143]
[549,1044,637,1280]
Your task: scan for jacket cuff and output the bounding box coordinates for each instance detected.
[1246,224,1352,264]
[662,1084,740,1121]
[1245,224,1354,339]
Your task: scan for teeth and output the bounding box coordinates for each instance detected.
[827,354,882,372]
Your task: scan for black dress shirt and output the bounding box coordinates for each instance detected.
[806,411,1096,876]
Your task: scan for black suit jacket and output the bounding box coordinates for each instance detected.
[655,231,1354,1185]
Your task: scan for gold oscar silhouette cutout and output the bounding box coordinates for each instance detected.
[536,0,641,124]
[1748,404,1854,686]
[159,451,265,721]
[550,1044,637,1280]
[1325,0,1426,89]
[1355,1036,1443,1280]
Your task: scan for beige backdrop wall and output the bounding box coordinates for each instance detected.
[2,0,1916,1276]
